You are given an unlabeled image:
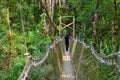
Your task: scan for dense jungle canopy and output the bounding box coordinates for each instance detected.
[0,0,120,80]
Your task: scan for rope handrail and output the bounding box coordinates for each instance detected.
[76,38,119,68]
[26,39,63,64]
[72,38,117,65]
[70,38,120,80]
[18,39,63,80]
[91,45,117,59]
[18,58,31,80]
[32,47,50,66]
[90,45,117,65]
[18,37,120,80]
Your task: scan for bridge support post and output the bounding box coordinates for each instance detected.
[58,16,75,38]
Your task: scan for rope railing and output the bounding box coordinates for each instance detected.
[71,38,120,80]
[91,45,117,65]
[18,39,63,80]
[77,39,118,67]
[18,59,31,80]
[32,48,50,67]
[18,37,120,80]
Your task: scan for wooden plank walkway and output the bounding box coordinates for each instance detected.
[61,51,75,80]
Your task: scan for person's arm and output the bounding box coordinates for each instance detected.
[62,36,65,40]
[69,35,73,40]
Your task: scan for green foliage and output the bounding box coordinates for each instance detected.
[0,0,120,79]
[0,58,25,80]
[0,0,51,79]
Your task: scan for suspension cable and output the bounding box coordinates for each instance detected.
[18,0,28,53]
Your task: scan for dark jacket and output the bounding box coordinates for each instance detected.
[64,35,69,51]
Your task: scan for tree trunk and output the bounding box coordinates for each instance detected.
[6,0,12,68]
[93,0,100,45]
[0,11,1,20]
[112,0,118,50]
[61,0,66,6]
[43,0,55,42]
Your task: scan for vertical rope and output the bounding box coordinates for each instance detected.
[18,0,28,53]
[73,16,75,38]
[71,39,77,59]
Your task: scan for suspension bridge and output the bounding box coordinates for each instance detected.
[18,1,120,79]
[18,38,120,80]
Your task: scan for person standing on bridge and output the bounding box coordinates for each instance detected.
[65,34,69,51]
[64,33,73,52]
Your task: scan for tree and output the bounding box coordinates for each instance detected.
[42,0,56,42]
[93,0,100,44]
[112,0,118,50]
[6,0,12,68]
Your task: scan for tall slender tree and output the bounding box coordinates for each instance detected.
[6,0,12,68]
[93,0,100,44]
[112,0,118,50]
[42,0,56,42]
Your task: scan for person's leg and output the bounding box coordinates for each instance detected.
[66,46,68,51]
[65,38,69,51]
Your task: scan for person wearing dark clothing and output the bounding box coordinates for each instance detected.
[64,35,69,51]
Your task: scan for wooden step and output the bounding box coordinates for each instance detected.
[61,73,75,80]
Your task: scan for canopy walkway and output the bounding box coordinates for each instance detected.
[17,0,120,79]
[18,38,120,80]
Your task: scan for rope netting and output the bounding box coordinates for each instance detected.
[71,39,120,80]
[18,39,64,80]
[18,38,120,80]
